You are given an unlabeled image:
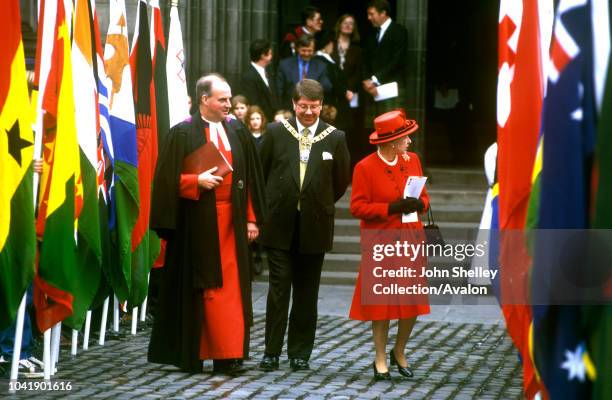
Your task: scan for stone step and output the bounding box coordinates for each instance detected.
[425,167,488,187]
[337,187,488,207]
[330,236,481,255]
[333,204,483,223]
[333,219,480,237]
[322,252,472,273]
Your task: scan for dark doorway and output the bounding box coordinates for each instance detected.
[425,1,498,167]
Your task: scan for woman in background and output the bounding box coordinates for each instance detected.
[246,105,267,152]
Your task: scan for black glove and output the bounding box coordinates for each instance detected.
[388,197,425,215]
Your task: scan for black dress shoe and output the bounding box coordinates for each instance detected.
[289,358,310,371]
[390,350,414,378]
[372,362,392,381]
[213,359,246,376]
[259,355,279,371]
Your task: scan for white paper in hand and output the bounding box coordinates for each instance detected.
[374,82,399,102]
[402,176,427,223]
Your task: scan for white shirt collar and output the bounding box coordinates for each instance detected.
[251,62,269,87]
[378,18,392,41]
[296,118,319,138]
[316,51,335,64]
[302,26,312,35]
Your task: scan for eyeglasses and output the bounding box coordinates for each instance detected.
[295,104,322,112]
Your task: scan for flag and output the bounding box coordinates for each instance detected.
[587,0,612,397]
[34,0,82,332]
[0,0,36,330]
[166,2,190,127]
[128,0,160,306]
[531,0,598,398]
[151,0,170,150]
[90,0,115,308]
[61,0,103,329]
[496,0,550,396]
[103,0,139,302]
[150,0,170,269]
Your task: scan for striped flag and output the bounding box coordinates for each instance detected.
[103,0,140,302]
[0,0,36,330]
[166,2,190,127]
[34,0,82,332]
[61,0,103,329]
[496,0,551,396]
[531,0,598,398]
[128,0,160,307]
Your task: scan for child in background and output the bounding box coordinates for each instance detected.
[231,95,250,125]
[246,105,267,152]
[273,109,293,123]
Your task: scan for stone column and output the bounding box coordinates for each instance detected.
[174,0,279,96]
[396,0,427,162]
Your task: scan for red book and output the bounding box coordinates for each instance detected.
[182,142,233,177]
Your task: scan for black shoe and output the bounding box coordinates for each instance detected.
[289,358,309,371]
[372,362,392,381]
[390,350,414,378]
[213,358,246,377]
[259,355,279,371]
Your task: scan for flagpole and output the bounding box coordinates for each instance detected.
[71,330,78,356]
[131,307,138,335]
[99,297,109,345]
[51,322,61,375]
[43,329,51,380]
[113,294,119,332]
[140,273,150,322]
[83,311,91,350]
[8,294,27,385]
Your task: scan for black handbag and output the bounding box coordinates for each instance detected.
[424,206,445,247]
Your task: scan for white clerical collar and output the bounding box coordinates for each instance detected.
[378,18,392,41]
[202,116,231,150]
[296,118,319,138]
[377,149,398,166]
[251,62,269,87]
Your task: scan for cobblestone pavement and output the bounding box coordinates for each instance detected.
[4,310,523,399]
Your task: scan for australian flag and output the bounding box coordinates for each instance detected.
[531,0,597,398]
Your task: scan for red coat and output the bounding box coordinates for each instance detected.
[349,151,431,320]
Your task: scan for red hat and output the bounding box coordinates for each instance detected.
[369,110,419,145]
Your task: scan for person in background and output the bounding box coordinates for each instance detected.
[246,105,267,151]
[230,95,250,125]
[279,6,324,59]
[274,109,294,123]
[240,39,278,123]
[349,110,430,380]
[362,0,408,126]
[314,31,348,131]
[245,105,268,276]
[320,104,338,125]
[277,35,332,110]
[148,74,266,376]
[332,13,367,168]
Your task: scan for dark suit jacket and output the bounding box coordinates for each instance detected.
[363,21,408,86]
[259,117,350,253]
[240,64,278,122]
[276,56,332,109]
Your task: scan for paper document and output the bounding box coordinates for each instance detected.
[402,176,427,223]
[374,82,398,102]
[349,92,359,108]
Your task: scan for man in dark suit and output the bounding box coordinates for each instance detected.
[258,79,350,372]
[240,39,278,122]
[362,0,408,123]
[277,35,332,110]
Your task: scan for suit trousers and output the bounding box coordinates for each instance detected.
[263,212,324,360]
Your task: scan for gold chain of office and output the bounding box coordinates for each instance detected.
[281,119,336,146]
